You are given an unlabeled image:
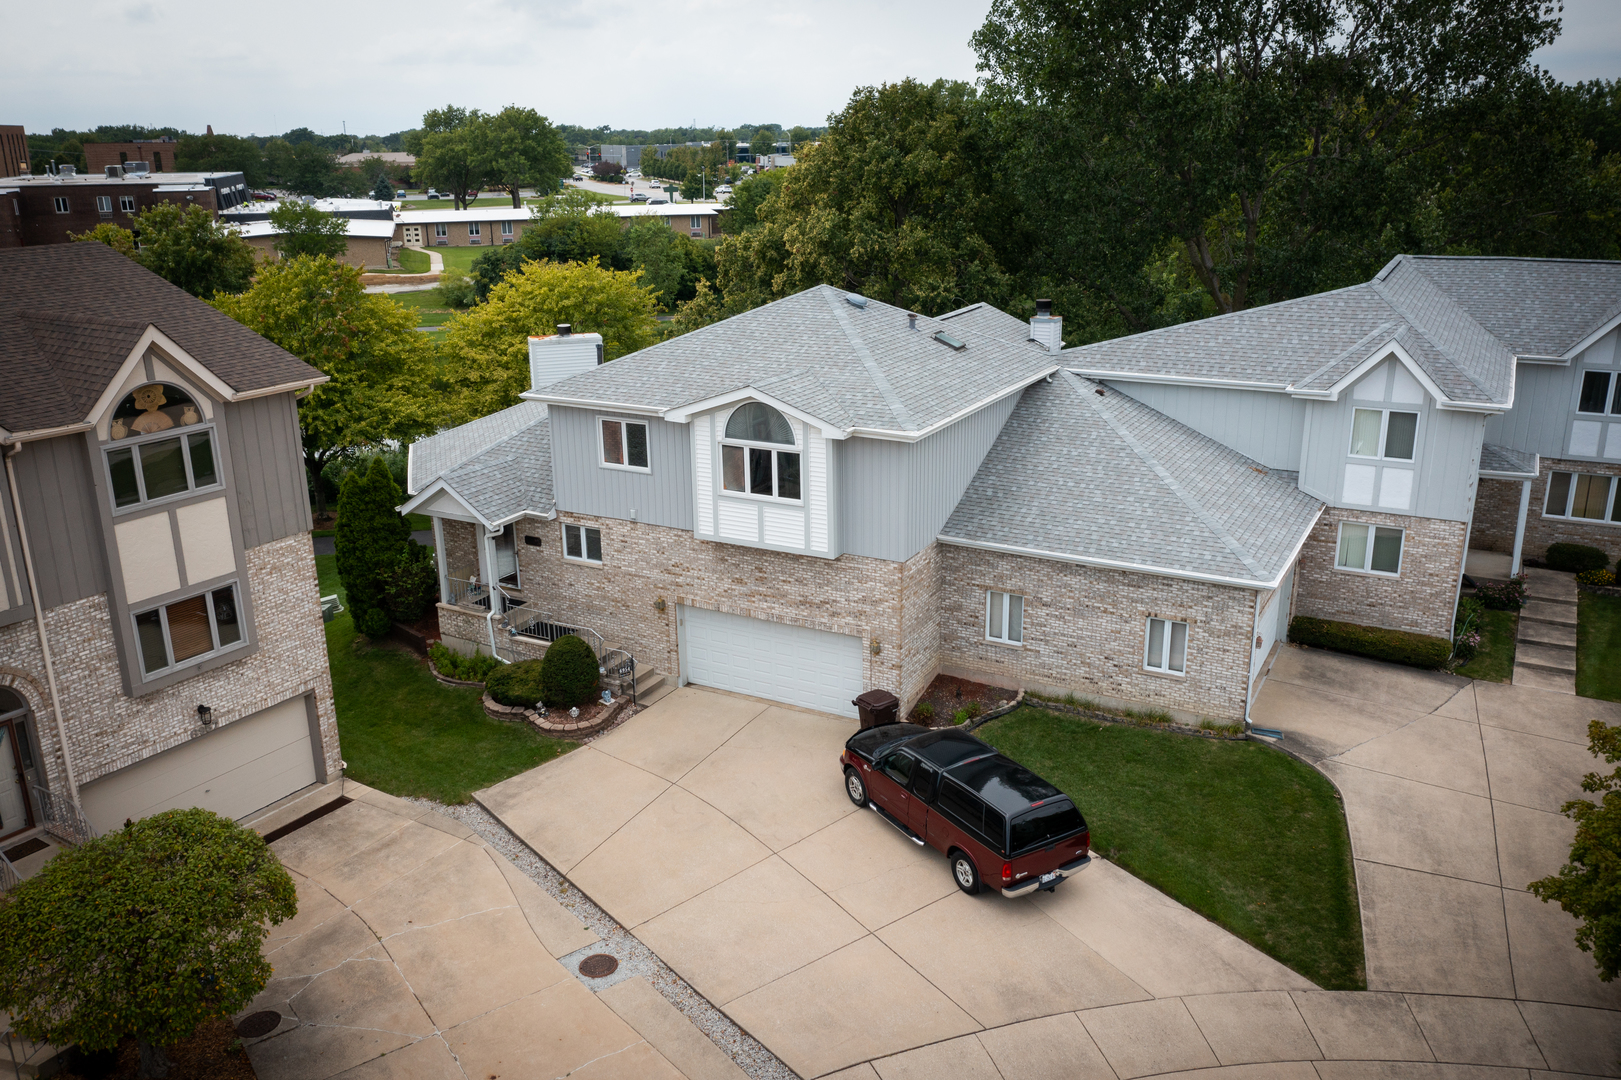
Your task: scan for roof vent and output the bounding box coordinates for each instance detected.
[57,164,76,178]
[122,161,149,176]
[933,330,966,351]
[845,294,867,308]
[104,165,121,179]
[1035,298,1053,316]
[557,324,572,336]
[908,313,918,331]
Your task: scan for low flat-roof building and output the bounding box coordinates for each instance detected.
[222,197,395,225]
[233,216,398,269]
[395,206,530,248]
[83,138,180,175]
[0,165,249,248]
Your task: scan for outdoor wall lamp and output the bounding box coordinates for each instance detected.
[197,704,215,728]
[870,641,883,656]
[653,597,667,612]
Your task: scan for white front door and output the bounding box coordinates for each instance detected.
[403,225,422,245]
[0,724,30,840]
[678,606,865,718]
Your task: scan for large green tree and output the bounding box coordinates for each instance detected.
[72,202,257,298]
[268,199,351,259]
[1531,719,1621,981]
[621,217,716,310]
[970,0,1566,331]
[438,257,659,422]
[176,131,267,187]
[477,105,571,208]
[409,105,483,210]
[0,808,296,1079]
[210,255,435,508]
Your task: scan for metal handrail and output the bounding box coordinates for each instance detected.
[0,849,18,892]
[31,784,93,846]
[447,576,492,610]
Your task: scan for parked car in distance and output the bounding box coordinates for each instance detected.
[648,198,669,205]
[715,184,733,196]
[841,724,1090,897]
[630,192,649,202]
[425,189,445,199]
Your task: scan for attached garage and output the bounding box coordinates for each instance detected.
[80,695,320,834]
[678,606,866,718]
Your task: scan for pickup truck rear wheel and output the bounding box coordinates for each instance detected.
[949,850,982,895]
[844,767,867,806]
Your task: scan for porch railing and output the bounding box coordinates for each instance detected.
[0,849,17,892]
[447,576,492,610]
[32,784,94,846]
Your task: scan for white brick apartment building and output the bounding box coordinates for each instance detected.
[405,257,1621,725]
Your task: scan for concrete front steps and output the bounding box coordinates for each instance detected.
[1513,567,1578,694]
[600,645,675,708]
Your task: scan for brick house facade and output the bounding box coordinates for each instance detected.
[1472,459,1621,566]
[1292,508,1468,640]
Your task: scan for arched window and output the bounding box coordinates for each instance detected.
[721,402,800,500]
[103,384,218,509]
[725,402,794,445]
[109,383,202,441]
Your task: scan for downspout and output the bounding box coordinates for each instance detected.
[4,444,79,808]
[1511,479,1532,577]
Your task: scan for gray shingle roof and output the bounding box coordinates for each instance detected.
[941,373,1323,585]
[937,302,1040,347]
[408,400,549,495]
[1404,256,1621,358]
[534,286,1055,434]
[1479,443,1539,478]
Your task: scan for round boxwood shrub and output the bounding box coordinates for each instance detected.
[541,634,600,707]
[1545,542,1610,574]
[486,658,545,707]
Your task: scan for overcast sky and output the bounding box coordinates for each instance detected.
[5,0,1617,137]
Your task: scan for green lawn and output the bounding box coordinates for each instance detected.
[315,553,572,802]
[1456,609,1518,683]
[977,707,1365,990]
[312,513,431,540]
[395,248,430,274]
[390,289,455,327]
[1577,592,1621,701]
[404,196,528,210]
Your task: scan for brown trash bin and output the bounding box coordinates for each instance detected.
[853,689,900,730]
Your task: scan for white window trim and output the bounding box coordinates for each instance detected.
[434,223,448,237]
[1575,369,1621,416]
[561,522,603,564]
[120,194,136,213]
[597,416,651,473]
[104,423,223,514]
[1143,617,1189,676]
[1333,521,1405,576]
[1347,407,1420,461]
[985,590,1024,646]
[53,197,69,213]
[468,221,481,235]
[133,582,247,680]
[1542,470,1621,525]
[717,407,803,505]
[96,195,112,213]
[500,220,514,235]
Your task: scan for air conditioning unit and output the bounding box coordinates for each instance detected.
[123,162,150,176]
[104,165,121,179]
[57,164,76,177]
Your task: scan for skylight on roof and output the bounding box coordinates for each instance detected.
[845,294,868,308]
[933,330,967,351]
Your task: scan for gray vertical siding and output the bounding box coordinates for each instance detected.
[550,405,694,529]
[1104,382,1308,470]
[224,393,313,548]
[840,391,1022,561]
[11,434,108,609]
[1483,362,1579,459]
[0,465,33,626]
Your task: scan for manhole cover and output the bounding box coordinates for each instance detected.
[577,953,619,978]
[234,1011,282,1039]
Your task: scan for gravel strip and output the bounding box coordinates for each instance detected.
[405,794,798,1080]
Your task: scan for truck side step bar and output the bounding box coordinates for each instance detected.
[869,802,925,846]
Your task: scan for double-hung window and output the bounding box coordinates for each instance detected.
[119,194,135,213]
[1336,522,1404,574]
[720,402,800,500]
[435,222,447,237]
[501,220,514,236]
[1349,408,1419,460]
[986,590,1023,644]
[134,585,244,677]
[1144,617,1188,674]
[600,418,649,471]
[562,523,602,563]
[1545,471,1621,522]
[96,195,112,213]
[1578,371,1621,416]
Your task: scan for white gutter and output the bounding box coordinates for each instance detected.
[1065,369,1292,393]
[231,377,329,403]
[4,444,79,809]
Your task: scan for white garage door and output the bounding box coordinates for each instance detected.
[80,696,318,834]
[679,606,866,718]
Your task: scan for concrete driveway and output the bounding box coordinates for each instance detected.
[239,780,749,1080]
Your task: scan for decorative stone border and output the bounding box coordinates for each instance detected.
[958,689,1025,732]
[428,659,487,689]
[481,692,623,739]
[972,694,1247,741]
[1577,582,1621,598]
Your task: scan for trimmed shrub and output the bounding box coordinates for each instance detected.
[912,702,935,722]
[428,641,500,682]
[1546,542,1610,574]
[1288,616,1452,669]
[540,634,600,707]
[487,658,546,708]
[1476,576,1527,610]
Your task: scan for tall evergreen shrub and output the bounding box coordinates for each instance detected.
[335,457,412,637]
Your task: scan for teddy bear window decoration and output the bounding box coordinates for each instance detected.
[109,384,203,441]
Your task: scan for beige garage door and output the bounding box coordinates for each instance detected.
[81,696,318,834]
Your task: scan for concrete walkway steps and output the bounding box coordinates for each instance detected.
[1514,568,1579,693]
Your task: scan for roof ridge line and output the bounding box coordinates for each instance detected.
[1371,268,1504,400]
[1061,371,1269,581]
[1294,320,1401,389]
[1061,280,1379,355]
[822,287,916,430]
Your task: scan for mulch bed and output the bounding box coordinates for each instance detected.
[907,674,1018,728]
[56,1017,257,1080]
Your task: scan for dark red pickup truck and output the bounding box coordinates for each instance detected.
[840,723,1091,898]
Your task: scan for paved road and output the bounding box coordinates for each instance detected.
[479,670,1621,1077]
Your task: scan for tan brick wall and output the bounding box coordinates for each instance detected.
[245,233,391,269]
[1471,478,1526,554]
[1293,507,1466,639]
[442,519,480,580]
[404,218,526,248]
[935,545,1257,723]
[0,531,339,794]
[1484,459,1621,566]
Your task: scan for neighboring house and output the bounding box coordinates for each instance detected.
[0,164,251,247]
[607,202,722,238]
[394,203,724,249]
[233,216,398,269]
[404,256,1621,726]
[0,242,339,843]
[82,138,180,175]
